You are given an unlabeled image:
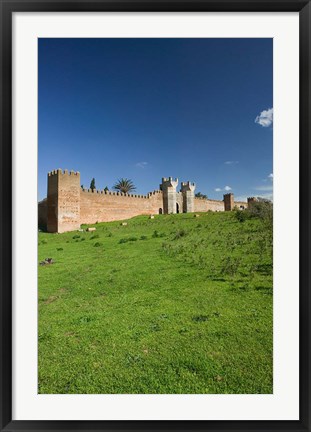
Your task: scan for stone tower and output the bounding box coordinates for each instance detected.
[224,193,234,211]
[47,169,81,233]
[181,181,196,213]
[160,177,178,214]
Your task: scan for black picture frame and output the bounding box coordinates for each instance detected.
[1,1,310,431]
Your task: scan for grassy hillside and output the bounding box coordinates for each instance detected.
[38,211,273,394]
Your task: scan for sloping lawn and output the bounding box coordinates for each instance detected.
[38,211,272,394]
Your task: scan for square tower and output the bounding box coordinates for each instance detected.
[223,193,234,211]
[181,181,196,213]
[47,169,81,233]
[160,177,178,214]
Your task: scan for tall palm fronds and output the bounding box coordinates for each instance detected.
[113,178,136,194]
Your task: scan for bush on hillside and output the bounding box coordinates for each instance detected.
[248,200,273,225]
[90,234,99,240]
[173,229,187,240]
[235,200,273,226]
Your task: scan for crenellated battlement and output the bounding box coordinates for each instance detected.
[80,188,162,199]
[48,169,80,177]
[181,181,196,192]
[161,177,178,188]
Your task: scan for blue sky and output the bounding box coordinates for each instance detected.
[38,38,273,201]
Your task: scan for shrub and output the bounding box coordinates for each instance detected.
[119,237,138,244]
[140,235,147,240]
[94,242,102,247]
[235,210,249,223]
[235,201,273,226]
[152,230,165,238]
[72,235,80,239]
[56,247,63,251]
[248,200,273,226]
[90,234,99,240]
[220,256,241,277]
[173,229,186,240]
[192,315,209,323]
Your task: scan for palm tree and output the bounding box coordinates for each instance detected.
[113,178,136,194]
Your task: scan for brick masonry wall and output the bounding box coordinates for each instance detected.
[58,172,80,232]
[235,201,248,209]
[38,199,47,229]
[176,192,183,213]
[194,198,224,212]
[80,190,164,224]
[47,172,58,232]
[43,169,248,232]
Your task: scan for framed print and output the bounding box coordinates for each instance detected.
[1,1,310,431]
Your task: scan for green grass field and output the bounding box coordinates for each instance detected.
[38,211,273,394]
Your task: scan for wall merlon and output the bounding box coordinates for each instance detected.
[48,168,81,177]
[181,181,196,192]
[161,177,178,189]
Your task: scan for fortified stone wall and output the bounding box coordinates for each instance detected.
[176,192,183,213]
[181,182,196,213]
[80,189,163,224]
[161,177,178,214]
[41,168,248,232]
[235,201,248,209]
[224,193,234,211]
[58,170,80,232]
[46,169,81,233]
[38,199,47,229]
[194,198,224,212]
[47,170,58,232]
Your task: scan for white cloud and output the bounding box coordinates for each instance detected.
[214,186,232,192]
[262,173,273,183]
[224,160,239,165]
[255,108,273,127]
[136,161,148,168]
